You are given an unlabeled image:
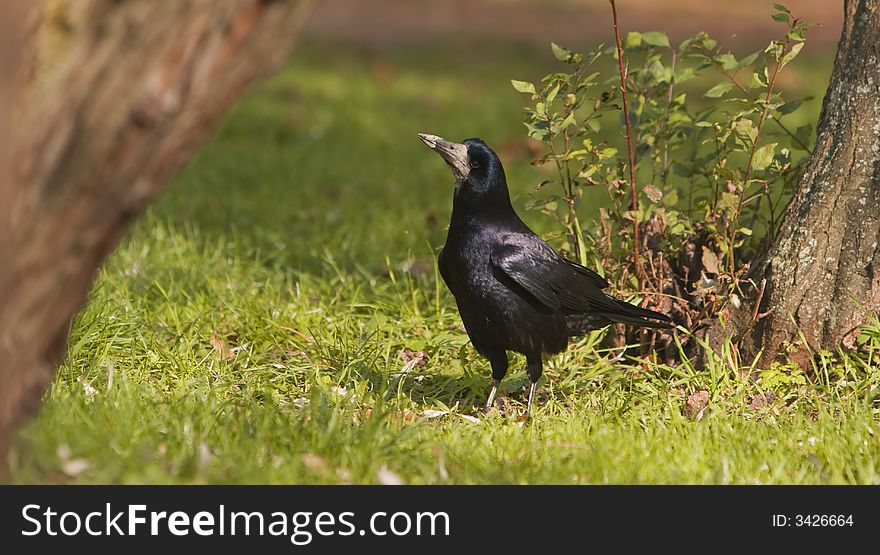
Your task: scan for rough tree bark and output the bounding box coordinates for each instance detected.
[754,0,880,365]
[0,0,313,472]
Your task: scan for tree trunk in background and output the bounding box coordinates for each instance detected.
[0,0,313,473]
[755,0,880,365]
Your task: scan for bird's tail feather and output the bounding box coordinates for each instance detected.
[594,312,673,329]
[596,297,673,329]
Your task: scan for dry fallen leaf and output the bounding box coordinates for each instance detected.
[78,378,98,397]
[643,183,663,203]
[376,466,404,485]
[685,390,710,420]
[57,443,90,477]
[329,386,348,397]
[398,348,429,368]
[61,459,91,477]
[210,330,235,361]
[701,247,721,275]
[302,453,329,475]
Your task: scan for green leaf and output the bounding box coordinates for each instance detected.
[772,3,791,13]
[772,12,790,23]
[718,192,739,213]
[749,71,767,89]
[578,163,600,178]
[735,119,758,145]
[751,143,777,171]
[674,67,697,84]
[511,80,536,95]
[717,53,737,71]
[704,81,733,98]
[525,120,549,140]
[779,42,804,68]
[599,147,618,159]
[737,52,759,69]
[546,83,561,103]
[581,71,600,85]
[777,99,803,115]
[625,32,642,48]
[551,42,570,62]
[641,31,670,48]
[765,41,784,61]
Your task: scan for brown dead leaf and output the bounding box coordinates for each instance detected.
[376,466,404,485]
[302,453,329,475]
[61,458,91,478]
[398,348,429,368]
[748,390,776,410]
[644,183,663,203]
[701,246,721,275]
[210,330,235,361]
[684,390,709,420]
[57,443,90,477]
[336,467,352,484]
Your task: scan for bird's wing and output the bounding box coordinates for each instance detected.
[490,240,610,313]
[492,239,672,327]
[438,248,454,293]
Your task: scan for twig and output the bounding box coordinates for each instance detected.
[716,68,812,154]
[661,50,677,187]
[608,0,644,283]
[730,58,783,277]
[732,278,767,344]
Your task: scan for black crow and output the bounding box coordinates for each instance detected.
[419,133,672,417]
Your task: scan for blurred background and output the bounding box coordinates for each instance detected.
[306,0,842,49]
[155,0,842,274]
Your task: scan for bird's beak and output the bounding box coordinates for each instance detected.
[419,133,470,182]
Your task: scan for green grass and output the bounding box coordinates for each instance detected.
[10,41,880,484]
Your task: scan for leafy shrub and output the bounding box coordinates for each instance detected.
[512,3,815,349]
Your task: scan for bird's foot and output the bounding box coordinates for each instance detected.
[519,381,538,421]
[482,380,501,414]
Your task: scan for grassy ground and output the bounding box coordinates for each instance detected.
[10,41,880,484]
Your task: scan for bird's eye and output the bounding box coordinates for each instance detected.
[469,159,480,169]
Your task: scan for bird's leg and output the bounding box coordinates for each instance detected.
[524,355,543,418]
[483,350,509,413]
[526,381,538,417]
[484,379,501,411]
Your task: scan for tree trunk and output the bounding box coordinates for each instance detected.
[755,0,880,365]
[0,0,313,473]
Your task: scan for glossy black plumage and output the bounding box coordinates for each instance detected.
[420,134,671,415]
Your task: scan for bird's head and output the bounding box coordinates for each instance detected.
[419,133,509,203]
